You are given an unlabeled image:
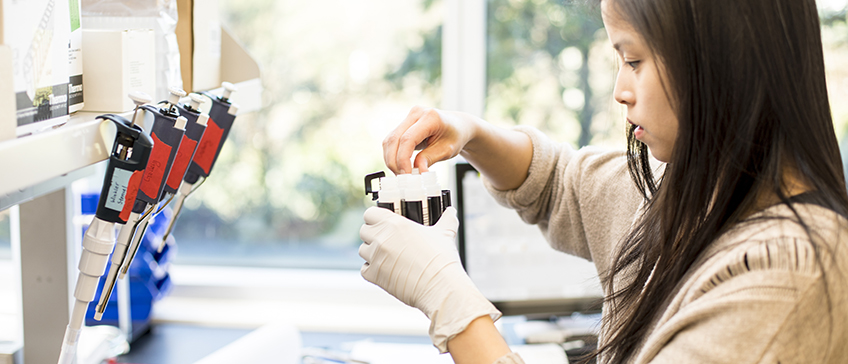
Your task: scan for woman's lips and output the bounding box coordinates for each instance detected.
[629,119,645,139]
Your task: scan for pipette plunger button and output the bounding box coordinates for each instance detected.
[129,92,153,126]
[168,86,187,105]
[129,91,153,106]
[189,93,205,110]
[222,81,237,100]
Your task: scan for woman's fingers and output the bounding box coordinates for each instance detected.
[384,106,429,174]
[384,107,460,175]
[395,110,444,174]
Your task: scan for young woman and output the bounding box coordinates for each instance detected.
[358,0,848,363]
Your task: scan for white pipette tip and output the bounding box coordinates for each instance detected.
[128,91,153,106]
[168,86,187,105]
[156,237,166,254]
[189,93,205,110]
[157,234,175,254]
[58,343,77,364]
[221,81,237,100]
[58,325,81,364]
[94,310,104,321]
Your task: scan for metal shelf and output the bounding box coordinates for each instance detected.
[0,112,118,202]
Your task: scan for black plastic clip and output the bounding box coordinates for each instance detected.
[364,171,386,201]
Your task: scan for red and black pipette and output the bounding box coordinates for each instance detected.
[160,82,239,245]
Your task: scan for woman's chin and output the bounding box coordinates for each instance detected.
[648,148,670,163]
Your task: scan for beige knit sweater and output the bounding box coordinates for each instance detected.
[482,126,848,364]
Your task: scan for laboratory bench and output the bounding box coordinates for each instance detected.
[116,323,432,364]
[111,265,595,363]
[112,320,592,364]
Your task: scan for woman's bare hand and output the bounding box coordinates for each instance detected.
[382,106,477,174]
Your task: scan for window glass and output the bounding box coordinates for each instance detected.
[820,2,848,173]
[485,0,619,149]
[486,0,848,155]
[171,0,443,269]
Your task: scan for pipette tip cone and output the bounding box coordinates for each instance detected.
[57,345,76,364]
[58,325,81,364]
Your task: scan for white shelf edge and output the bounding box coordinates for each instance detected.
[0,112,119,199]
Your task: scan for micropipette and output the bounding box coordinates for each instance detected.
[153,93,209,253]
[93,87,187,321]
[57,110,154,364]
[160,82,239,246]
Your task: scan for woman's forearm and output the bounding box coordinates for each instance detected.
[460,117,533,191]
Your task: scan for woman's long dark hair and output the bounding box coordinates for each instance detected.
[588,0,848,362]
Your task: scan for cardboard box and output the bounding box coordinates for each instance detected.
[2,0,71,136]
[176,0,221,92]
[81,29,155,113]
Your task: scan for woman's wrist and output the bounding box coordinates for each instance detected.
[459,120,533,191]
[447,315,511,364]
[457,111,490,157]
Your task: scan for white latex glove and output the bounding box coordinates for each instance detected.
[359,206,501,353]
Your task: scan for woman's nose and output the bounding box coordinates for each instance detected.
[615,90,635,105]
[613,73,635,105]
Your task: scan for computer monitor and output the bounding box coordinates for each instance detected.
[455,163,603,317]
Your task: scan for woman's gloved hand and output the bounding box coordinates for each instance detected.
[359,206,501,353]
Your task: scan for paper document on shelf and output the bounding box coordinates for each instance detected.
[349,342,568,364]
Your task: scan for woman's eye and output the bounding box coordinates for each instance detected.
[626,60,641,69]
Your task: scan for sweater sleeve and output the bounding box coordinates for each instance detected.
[483,126,643,273]
[636,236,845,364]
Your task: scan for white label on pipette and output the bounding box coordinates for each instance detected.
[104,168,132,211]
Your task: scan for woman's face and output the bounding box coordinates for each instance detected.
[602,1,679,163]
